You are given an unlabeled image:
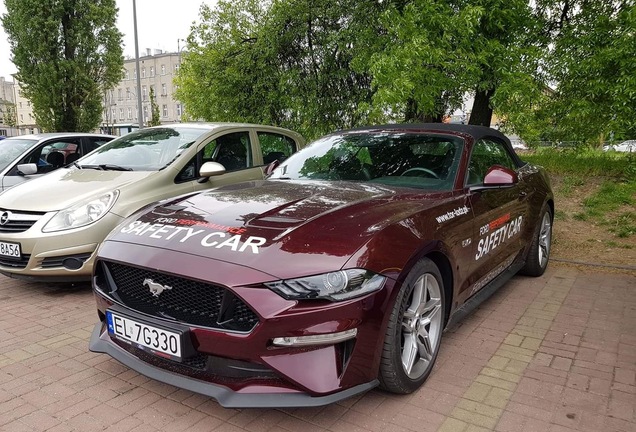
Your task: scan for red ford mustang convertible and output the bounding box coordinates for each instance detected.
[89,124,553,407]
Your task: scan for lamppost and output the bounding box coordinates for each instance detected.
[133,0,143,129]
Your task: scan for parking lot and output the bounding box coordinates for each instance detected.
[1,265,634,432]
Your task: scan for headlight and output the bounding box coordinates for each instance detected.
[266,269,386,301]
[42,191,119,232]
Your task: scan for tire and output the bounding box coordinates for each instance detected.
[520,204,553,277]
[379,258,446,394]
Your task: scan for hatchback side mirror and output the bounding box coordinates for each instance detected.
[17,163,38,176]
[199,161,226,178]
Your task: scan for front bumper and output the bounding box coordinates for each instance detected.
[89,323,378,408]
[0,212,123,281]
[89,240,396,407]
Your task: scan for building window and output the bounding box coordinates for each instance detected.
[118,89,123,100]
[142,67,146,78]
[134,69,137,79]
[176,104,182,117]
[20,114,23,121]
[150,66,155,77]
[143,105,148,122]
[162,104,168,117]
[125,70,130,80]
[127,107,132,119]
[142,86,147,101]
[126,88,131,99]
[119,108,124,120]
[19,102,22,108]
[111,108,116,120]
[161,65,166,75]
[174,64,179,72]
[161,83,167,96]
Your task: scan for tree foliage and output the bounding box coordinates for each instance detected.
[148,87,160,126]
[2,0,123,132]
[175,0,379,139]
[531,0,636,145]
[175,0,636,144]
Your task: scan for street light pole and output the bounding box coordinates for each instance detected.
[133,0,143,129]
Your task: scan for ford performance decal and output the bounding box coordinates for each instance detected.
[119,221,266,254]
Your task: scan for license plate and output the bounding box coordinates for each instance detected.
[0,241,20,258]
[106,311,182,359]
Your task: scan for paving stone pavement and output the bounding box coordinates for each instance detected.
[0,265,634,432]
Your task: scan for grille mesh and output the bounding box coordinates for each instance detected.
[102,261,259,332]
[0,254,30,269]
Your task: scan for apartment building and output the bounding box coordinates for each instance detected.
[102,49,184,135]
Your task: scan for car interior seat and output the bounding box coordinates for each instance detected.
[46,151,66,168]
[216,138,247,171]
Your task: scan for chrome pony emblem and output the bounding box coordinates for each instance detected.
[143,278,172,297]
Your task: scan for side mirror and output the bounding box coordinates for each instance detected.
[483,165,518,186]
[17,163,38,176]
[199,161,226,178]
[470,165,518,192]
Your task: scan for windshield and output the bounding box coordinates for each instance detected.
[79,127,211,171]
[0,139,37,172]
[269,132,464,190]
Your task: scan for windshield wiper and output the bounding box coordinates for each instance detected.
[73,162,82,169]
[99,164,133,171]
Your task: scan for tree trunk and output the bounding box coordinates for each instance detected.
[405,97,444,123]
[468,88,495,126]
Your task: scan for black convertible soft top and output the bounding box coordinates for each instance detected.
[339,123,524,167]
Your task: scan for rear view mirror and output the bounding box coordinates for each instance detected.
[17,163,38,176]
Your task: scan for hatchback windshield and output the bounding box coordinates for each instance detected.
[269,132,464,190]
[0,139,37,171]
[79,127,211,171]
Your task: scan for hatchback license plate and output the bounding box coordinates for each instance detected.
[106,311,182,359]
[0,241,20,258]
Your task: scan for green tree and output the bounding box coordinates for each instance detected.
[2,0,124,132]
[175,0,381,139]
[533,0,636,145]
[148,87,161,126]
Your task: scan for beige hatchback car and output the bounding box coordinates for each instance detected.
[0,123,304,282]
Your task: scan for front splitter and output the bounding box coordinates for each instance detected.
[88,323,379,408]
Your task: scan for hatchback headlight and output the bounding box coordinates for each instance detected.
[266,269,386,301]
[42,191,119,232]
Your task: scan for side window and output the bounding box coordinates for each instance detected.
[467,139,517,185]
[214,131,252,171]
[21,138,82,174]
[258,132,296,164]
[85,137,111,154]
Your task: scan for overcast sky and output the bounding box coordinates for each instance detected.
[0,0,215,80]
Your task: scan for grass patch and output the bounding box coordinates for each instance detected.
[559,175,585,197]
[574,181,636,238]
[554,209,567,220]
[522,147,635,178]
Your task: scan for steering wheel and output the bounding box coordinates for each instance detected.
[401,167,440,179]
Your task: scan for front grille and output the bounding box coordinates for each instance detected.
[100,261,259,332]
[112,338,278,381]
[0,209,44,234]
[0,254,30,269]
[41,253,92,269]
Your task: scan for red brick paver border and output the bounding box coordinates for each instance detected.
[0,266,634,431]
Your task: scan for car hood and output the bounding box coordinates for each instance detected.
[107,180,442,279]
[0,168,156,212]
